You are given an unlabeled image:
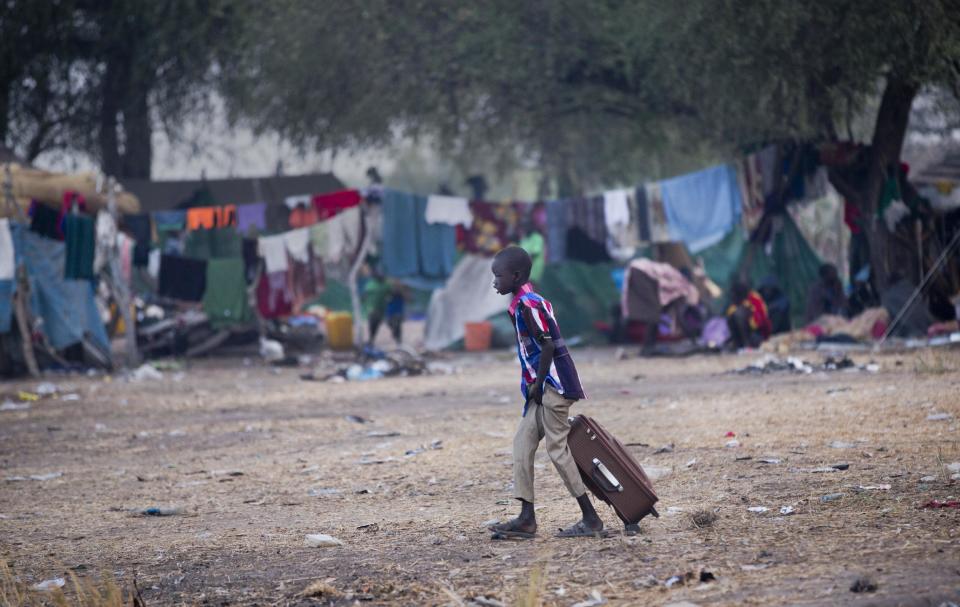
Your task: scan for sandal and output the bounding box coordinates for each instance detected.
[555,520,609,538]
[489,519,536,540]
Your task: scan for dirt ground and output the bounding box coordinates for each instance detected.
[2,346,960,606]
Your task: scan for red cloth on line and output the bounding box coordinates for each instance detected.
[312,189,361,221]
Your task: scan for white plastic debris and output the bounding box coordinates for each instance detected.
[927,412,953,421]
[35,383,58,396]
[571,590,606,607]
[130,364,163,381]
[304,533,343,547]
[61,393,80,401]
[725,440,741,448]
[33,578,65,591]
[779,505,795,515]
[259,337,285,362]
[747,506,769,513]
[0,400,30,411]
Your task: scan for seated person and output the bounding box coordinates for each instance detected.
[805,263,847,324]
[758,275,791,334]
[363,271,406,346]
[726,281,772,349]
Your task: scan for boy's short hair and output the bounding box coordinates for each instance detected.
[495,246,533,282]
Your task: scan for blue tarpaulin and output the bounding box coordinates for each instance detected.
[7,223,109,351]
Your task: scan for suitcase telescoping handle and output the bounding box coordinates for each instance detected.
[591,458,624,493]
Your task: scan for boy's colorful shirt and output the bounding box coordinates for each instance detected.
[509,283,585,414]
[726,290,772,338]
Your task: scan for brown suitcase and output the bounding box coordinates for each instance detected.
[568,414,659,524]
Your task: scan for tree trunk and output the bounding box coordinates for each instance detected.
[120,86,152,179]
[0,80,9,148]
[99,57,123,177]
[861,76,918,291]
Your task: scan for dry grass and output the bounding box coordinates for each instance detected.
[0,561,141,607]
[690,509,718,529]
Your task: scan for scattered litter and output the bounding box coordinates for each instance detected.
[699,570,716,583]
[831,463,850,470]
[571,591,606,607]
[357,523,380,532]
[130,364,163,381]
[826,387,851,394]
[685,458,697,468]
[725,440,740,448]
[358,457,398,465]
[0,401,30,411]
[947,462,960,473]
[345,415,370,424]
[921,500,960,509]
[17,391,39,401]
[666,506,684,515]
[653,444,674,454]
[6,471,64,482]
[747,506,769,513]
[35,382,58,396]
[740,564,769,571]
[61,393,80,401]
[849,576,877,593]
[633,575,660,588]
[481,518,500,528]
[864,363,880,373]
[735,455,753,461]
[724,431,736,437]
[141,506,183,516]
[779,505,795,516]
[471,596,506,607]
[366,430,400,437]
[304,533,343,547]
[927,412,953,421]
[32,578,66,591]
[829,441,855,449]
[210,470,244,477]
[734,355,876,375]
[663,603,702,607]
[920,476,936,483]
[820,493,844,503]
[758,458,781,465]
[855,484,891,491]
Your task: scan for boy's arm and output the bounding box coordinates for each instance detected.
[521,306,555,406]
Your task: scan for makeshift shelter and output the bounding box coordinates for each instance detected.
[0,163,140,217]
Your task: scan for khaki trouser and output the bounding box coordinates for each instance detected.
[512,385,586,503]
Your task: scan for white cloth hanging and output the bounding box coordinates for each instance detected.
[425,194,472,227]
[258,234,289,273]
[603,189,631,229]
[93,211,118,275]
[324,206,362,263]
[283,227,311,263]
[0,219,14,280]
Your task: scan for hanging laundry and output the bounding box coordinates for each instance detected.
[258,233,289,273]
[283,227,311,264]
[183,227,242,260]
[288,249,325,312]
[186,206,217,230]
[64,214,95,280]
[186,205,237,230]
[158,254,207,302]
[309,221,328,261]
[566,226,611,264]
[546,199,569,264]
[242,238,259,283]
[147,248,161,280]
[415,195,456,278]
[29,202,62,240]
[153,209,187,232]
[323,205,362,264]
[256,270,293,318]
[462,201,522,256]
[236,202,266,235]
[284,194,311,210]
[0,218,14,280]
[288,203,319,228]
[660,164,742,253]
[312,189,361,220]
[117,233,133,285]
[0,279,12,334]
[121,213,152,267]
[381,189,420,277]
[425,194,472,227]
[566,196,607,247]
[202,258,253,329]
[603,188,638,262]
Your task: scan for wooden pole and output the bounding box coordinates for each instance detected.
[12,265,39,377]
[104,177,139,368]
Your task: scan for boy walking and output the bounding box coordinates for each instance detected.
[488,246,606,539]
